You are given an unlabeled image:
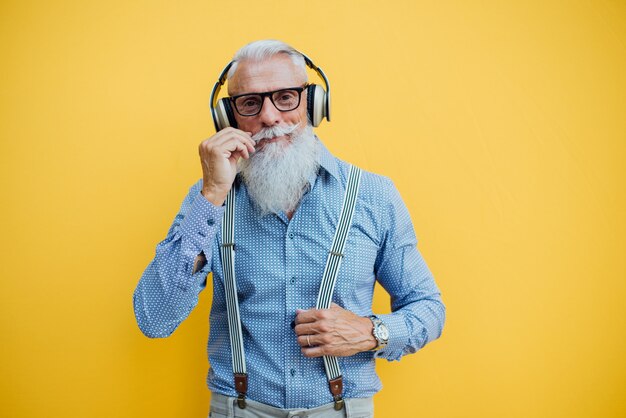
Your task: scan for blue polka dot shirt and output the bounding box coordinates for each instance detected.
[133,141,446,409]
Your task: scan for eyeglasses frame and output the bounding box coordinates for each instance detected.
[228,84,310,117]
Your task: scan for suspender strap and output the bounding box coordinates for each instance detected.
[220,188,248,408]
[315,164,362,410]
[220,165,362,410]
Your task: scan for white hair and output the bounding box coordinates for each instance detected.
[238,124,320,216]
[227,39,307,80]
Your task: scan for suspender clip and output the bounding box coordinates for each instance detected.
[236,394,246,409]
[333,396,344,410]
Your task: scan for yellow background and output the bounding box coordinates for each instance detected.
[1,1,625,417]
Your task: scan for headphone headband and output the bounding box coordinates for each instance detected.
[300,53,331,122]
[210,61,233,130]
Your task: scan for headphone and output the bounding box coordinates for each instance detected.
[210,53,331,132]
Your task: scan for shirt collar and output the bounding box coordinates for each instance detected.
[310,138,340,187]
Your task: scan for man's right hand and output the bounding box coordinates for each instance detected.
[198,127,256,206]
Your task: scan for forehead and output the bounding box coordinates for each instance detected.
[228,55,307,95]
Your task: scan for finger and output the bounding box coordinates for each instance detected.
[210,132,252,153]
[230,130,255,153]
[295,319,333,336]
[225,141,250,160]
[205,129,254,153]
[231,136,255,157]
[296,334,317,347]
[211,135,254,162]
[243,131,255,151]
[300,345,325,358]
[294,323,317,336]
[294,308,321,325]
[218,128,255,152]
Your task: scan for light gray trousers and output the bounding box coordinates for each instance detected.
[208,393,374,418]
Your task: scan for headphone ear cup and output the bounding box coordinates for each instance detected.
[215,98,238,130]
[306,84,327,127]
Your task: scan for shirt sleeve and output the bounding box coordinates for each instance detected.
[132,180,225,338]
[372,178,446,361]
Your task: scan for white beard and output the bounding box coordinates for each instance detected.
[238,124,320,216]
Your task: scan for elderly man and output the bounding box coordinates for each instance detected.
[133,40,445,418]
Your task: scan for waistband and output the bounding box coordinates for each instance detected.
[209,392,374,418]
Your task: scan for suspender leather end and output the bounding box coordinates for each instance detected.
[328,376,343,397]
[234,373,248,409]
[235,373,248,392]
[329,376,344,410]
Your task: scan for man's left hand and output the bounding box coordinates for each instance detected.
[294,303,377,357]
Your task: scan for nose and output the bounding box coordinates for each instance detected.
[257,95,281,126]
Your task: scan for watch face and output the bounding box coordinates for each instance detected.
[378,324,390,341]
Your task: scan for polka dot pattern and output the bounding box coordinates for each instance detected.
[133,142,446,409]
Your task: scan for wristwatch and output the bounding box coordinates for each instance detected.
[368,315,389,351]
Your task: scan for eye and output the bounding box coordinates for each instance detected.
[273,90,299,107]
[279,92,296,101]
[241,98,260,108]
[235,95,262,113]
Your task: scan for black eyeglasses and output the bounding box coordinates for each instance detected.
[229,84,308,116]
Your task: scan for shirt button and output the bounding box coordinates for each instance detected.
[290,368,296,377]
[288,232,294,239]
[290,276,296,284]
[207,219,214,226]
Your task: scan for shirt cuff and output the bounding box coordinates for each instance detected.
[179,192,225,256]
[373,313,409,361]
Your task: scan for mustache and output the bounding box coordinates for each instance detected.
[251,123,301,143]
